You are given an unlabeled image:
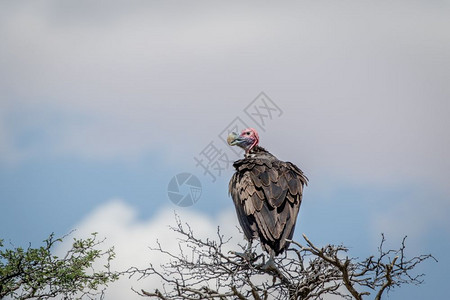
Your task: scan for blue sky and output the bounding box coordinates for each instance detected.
[1,1,449,299]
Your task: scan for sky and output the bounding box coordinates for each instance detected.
[1,1,449,299]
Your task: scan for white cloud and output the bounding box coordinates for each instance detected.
[53,199,359,299]
[54,199,242,299]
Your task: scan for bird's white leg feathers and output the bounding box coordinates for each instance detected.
[261,250,277,271]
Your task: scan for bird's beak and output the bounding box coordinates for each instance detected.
[227,132,241,146]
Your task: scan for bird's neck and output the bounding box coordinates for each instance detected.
[249,145,268,153]
[245,145,270,158]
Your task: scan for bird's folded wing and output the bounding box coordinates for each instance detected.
[230,159,307,243]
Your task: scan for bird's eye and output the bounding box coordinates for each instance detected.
[246,132,251,135]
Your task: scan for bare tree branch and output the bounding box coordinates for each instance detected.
[127,217,436,299]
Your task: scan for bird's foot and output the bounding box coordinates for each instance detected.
[260,257,277,272]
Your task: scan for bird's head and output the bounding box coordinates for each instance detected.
[227,128,259,153]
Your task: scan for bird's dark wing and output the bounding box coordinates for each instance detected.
[229,171,260,241]
[229,157,307,255]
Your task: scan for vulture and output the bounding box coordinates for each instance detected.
[228,128,307,261]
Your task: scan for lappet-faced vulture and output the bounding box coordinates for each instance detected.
[228,128,308,260]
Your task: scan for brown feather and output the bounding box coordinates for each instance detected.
[260,171,270,186]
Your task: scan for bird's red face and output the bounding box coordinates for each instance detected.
[227,128,259,153]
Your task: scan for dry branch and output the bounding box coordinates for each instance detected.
[127,218,436,300]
